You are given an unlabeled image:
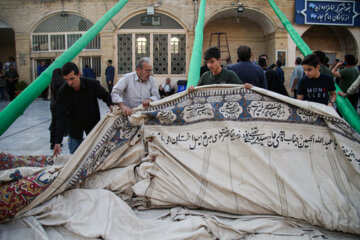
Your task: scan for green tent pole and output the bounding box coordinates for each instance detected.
[187,0,206,87]
[268,0,360,133]
[0,0,128,136]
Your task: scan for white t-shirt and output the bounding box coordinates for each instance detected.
[161,83,173,93]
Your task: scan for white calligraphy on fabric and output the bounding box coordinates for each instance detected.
[156,126,337,151]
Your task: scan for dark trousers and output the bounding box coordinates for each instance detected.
[41,86,49,100]
[348,93,359,110]
[0,87,5,100]
[49,102,68,145]
[293,89,297,99]
[49,103,57,145]
[6,82,16,100]
[107,82,113,93]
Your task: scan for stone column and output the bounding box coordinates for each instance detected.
[14,33,31,84]
[101,30,115,86]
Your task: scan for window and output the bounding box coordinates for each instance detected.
[50,35,65,50]
[136,37,147,54]
[67,34,82,48]
[32,35,49,51]
[135,34,150,61]
[171,34,186,74]
[117,34,132,74]
[118,13,186,75]
[276,50,287,67]
[118,33,186,75]
[32,14,100,52]
[85,35,100,50]
[81,57,101,77]
[170,37,179,54]
[153,34,168,74]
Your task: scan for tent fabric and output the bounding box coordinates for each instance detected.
[0,85,359,239]
[1,188,359,239]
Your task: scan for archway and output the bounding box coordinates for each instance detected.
[0,19,16,71]
[298,25,358,66]
[204,8,276,64]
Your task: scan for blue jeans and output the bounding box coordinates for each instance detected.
[68,137,83,154]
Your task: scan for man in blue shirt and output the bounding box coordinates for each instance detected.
[82,65,96,79]
[105,59,115,93]
[227,45,267,89]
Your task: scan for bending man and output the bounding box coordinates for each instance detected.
[53,62,113,157]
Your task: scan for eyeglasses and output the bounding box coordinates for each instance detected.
[144,69,153,73]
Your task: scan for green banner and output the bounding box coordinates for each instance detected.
[187,0,206,87]
[0,0,128,136]
[269,0,360,133]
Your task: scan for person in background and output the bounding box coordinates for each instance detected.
[4,64,18,100]
[257,54,268,66]
[297,54,336,107]
[263,62,288,96]
[0,72,5,101]
[227,45,267,89]
[82,65,96,79]
[324,56,330,68]
[49,68,66,150]
[223,56,232,69]
[200,61,210,77]
[258,58,267,72]
[313,50,333,78]
[338,75,360,113]
[159,77,175,98]
[105,59,115,93]
[290,57,303,99]
[53,62,113,157]
[111,57,160,116]
[9,57,16,71]
[3,57,12,72]
[331,59,342,85]
[332,54,359,109]
[275,60,285,84]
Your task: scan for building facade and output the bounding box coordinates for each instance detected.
[0,0,359,90]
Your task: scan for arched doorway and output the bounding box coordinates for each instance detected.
[298,25,358,66]
[0,19,16,71]
[204,8,276,64]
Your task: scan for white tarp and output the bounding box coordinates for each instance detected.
[1,85,359,239]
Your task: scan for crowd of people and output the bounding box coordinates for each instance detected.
[0,56,18,101]
[197,45,359,112]
[1,45,359,157]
